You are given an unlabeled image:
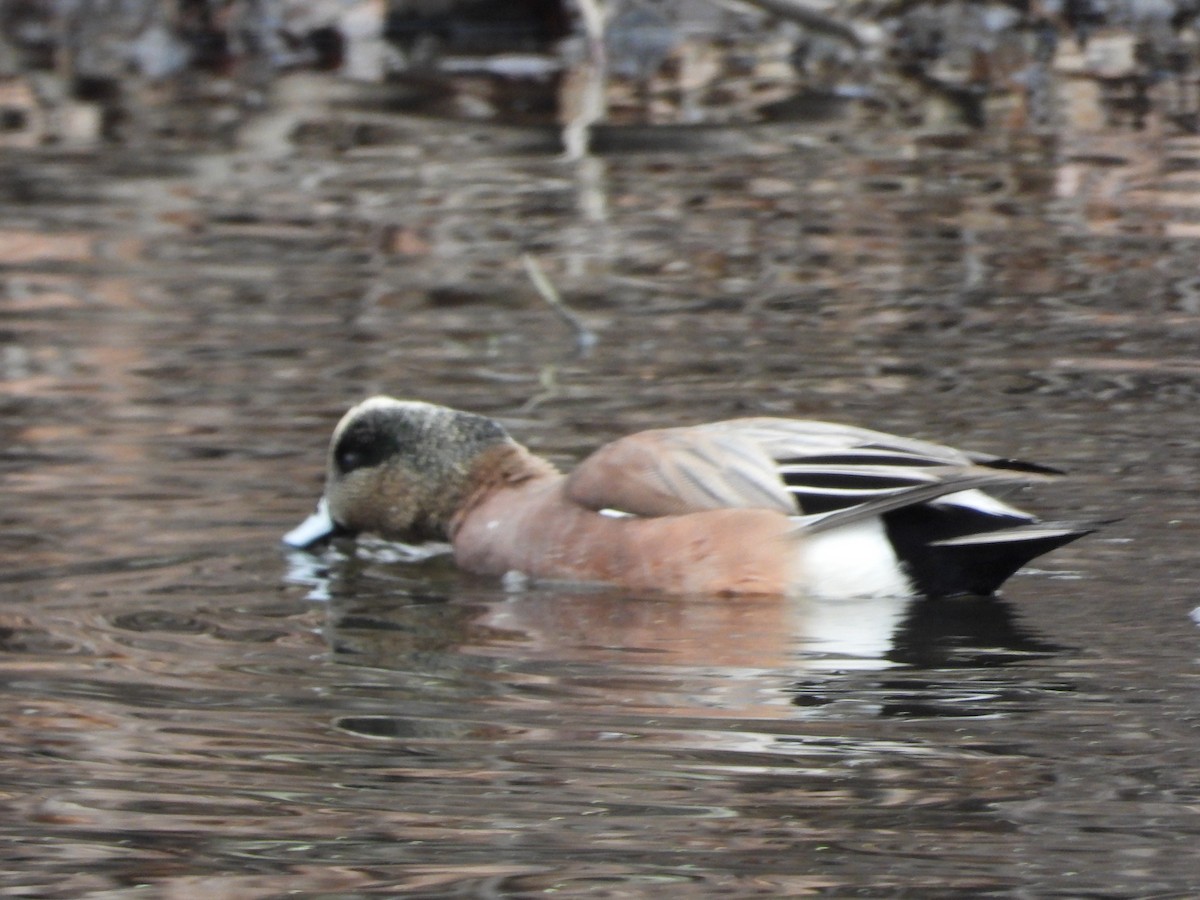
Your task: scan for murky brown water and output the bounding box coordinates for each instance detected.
[4,104,1200,896]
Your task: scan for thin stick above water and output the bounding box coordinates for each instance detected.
[522,253,598,352]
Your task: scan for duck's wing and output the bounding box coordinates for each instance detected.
[565,418,1054,519]
[789,468,1046,534]
[564,427,798,516]
[691,418,1058,516]
[693,417,975,465]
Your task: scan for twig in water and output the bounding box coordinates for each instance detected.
[522,253,598,352]
[519,365,562,412]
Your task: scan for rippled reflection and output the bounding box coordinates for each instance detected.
[3,110,1200,896]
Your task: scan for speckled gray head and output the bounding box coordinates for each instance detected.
[283,396,511,549]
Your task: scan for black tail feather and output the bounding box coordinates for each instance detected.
[883,506,1095,597]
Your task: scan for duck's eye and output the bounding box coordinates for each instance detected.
[336,446,363,472]
[333,420,393,474]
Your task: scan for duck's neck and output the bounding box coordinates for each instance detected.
[446,442,560,540]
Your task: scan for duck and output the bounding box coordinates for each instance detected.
[284,396,1094,599]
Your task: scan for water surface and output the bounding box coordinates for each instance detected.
[3,110,1200,896]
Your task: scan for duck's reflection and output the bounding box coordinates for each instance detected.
[284,546,1057,683]
[478,588,913,673]
[890,593,1063,669]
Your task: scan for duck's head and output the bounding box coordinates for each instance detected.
[284,396,511,548]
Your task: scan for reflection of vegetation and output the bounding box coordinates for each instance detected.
[3,1,1200,145]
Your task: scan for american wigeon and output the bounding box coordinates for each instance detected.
[285,396,1093,598]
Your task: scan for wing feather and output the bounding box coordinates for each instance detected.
[565,417,1058,520]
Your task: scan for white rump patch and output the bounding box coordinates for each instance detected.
[799,517,913,599]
